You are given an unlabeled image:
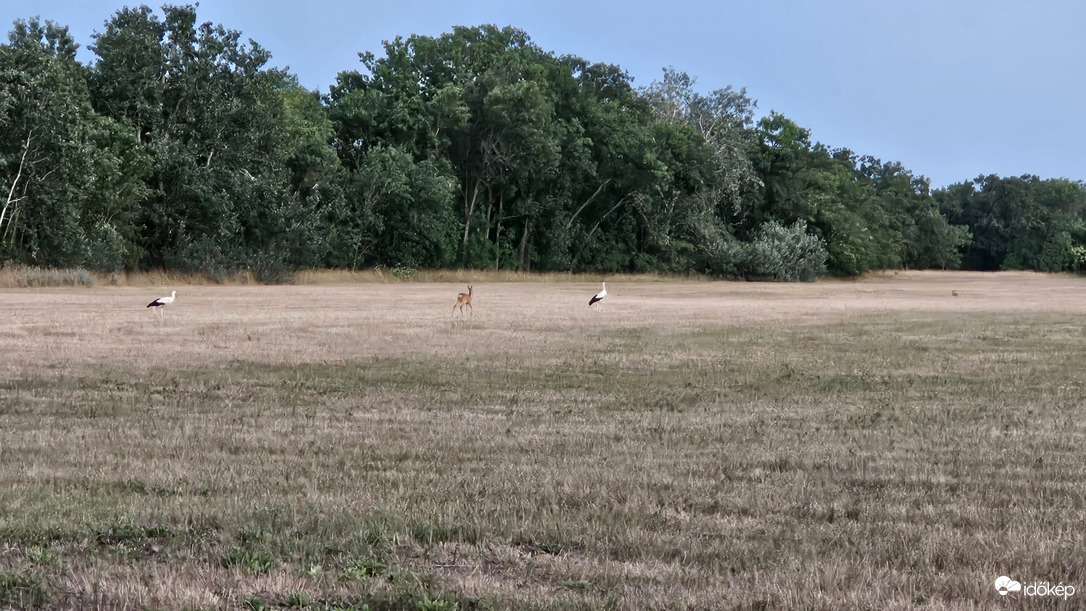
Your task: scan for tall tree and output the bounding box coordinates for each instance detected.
[639,69,761,271]
[0,18,149,269]
[938,175,1085,271]
[858,156,969,269]
[90,4,333,278]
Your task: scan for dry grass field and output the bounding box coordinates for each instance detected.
[1,270,1085,609]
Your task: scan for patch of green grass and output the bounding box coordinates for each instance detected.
[416,597,459,611]
[0,523,84,548]
[107,478,185,497]
[220,546,277,574]
[341,556,388,581]
[23,546,58,566]
[286,590,312,607]
[96,519,176,545]
[0,568,54,609]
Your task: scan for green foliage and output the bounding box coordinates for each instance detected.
[0,18,150,270]
[0,568,54,609]
[938,174,1086,271]
[221,546,277,574]
[342,556,388,580]
[416,597,458,611]
[742,220,827,281]
[6,8,1082,278]
[85,6,334,280]
[748,114,976,275]
[287,590,312,608]
[346,145,459,268]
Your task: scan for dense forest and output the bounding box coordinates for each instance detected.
[2,6,1084,281]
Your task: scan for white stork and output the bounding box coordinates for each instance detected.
[589,281,607,310]
[147,290,176,318]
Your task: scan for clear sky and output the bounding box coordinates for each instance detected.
[4,0,1084,189]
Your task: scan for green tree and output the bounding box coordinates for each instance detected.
[330,25,654,273]
[90,4,334,279]
[347,145,458,268]
[0,18,149,270]
[749,113,967,275]
[857,157,969,269]
[750,113,883,274]
[1,7,995,280]
[642,68,761,226]
[938,175,1085,271]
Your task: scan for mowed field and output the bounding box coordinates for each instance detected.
[1,271,1085,609]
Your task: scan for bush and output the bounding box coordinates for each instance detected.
[700,235,746,278]
[744,220,828,282]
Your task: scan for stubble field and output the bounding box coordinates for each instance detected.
[1,271,1085,609]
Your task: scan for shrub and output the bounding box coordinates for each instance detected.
[744,220,828,281]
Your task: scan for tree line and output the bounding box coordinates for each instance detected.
[2,6,1084,281]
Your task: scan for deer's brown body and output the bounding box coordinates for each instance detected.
[453,285,473,316]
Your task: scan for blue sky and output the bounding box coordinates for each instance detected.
[4,0,1084,189]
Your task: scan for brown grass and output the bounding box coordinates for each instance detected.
[0,271,1085,609]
